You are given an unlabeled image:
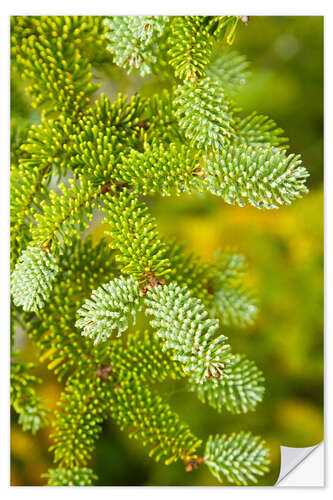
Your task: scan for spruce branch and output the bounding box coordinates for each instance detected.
[109,374,202,465]
[10,157,51,270]
[11,359,50,434]
[115,142,205,196]
[70,93,147,184]
[28,236,118,380]
[206,49,250,95]
[190,354,265,414]
[204,432,270,485]
[144,282,234,383]
[47,328,194,479]
[146,90,184,143]
[174,77,235,151]
[104,16,169,76]
[19,117,75,182]
[164,239,215,307]
[212,287,258,328]
[31,176,111,252]
[210,249,258,327]
[102,188,171,281]
[76,276,142,344]
[50,367,112,469]
[110,330,185,383]
[168,16,213,81]
[234,111,289,149]
[11,246,59,312]
[11,16,105,116]
[43,468,97,486]
[10,120,30,166]
[205,145,309,209]
[214,250,247,286]
[207,16,247,45]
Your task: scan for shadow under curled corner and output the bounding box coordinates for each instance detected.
[275,441,324,486]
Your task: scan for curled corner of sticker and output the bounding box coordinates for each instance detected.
[275,441,324,486]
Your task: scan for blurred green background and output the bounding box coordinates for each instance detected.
[11,16,323,486]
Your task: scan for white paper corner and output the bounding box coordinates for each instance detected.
[276,441,324,487]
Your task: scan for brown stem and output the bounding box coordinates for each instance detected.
[185,456,205,472]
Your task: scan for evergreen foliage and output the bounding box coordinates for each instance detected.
[167,16,213,81]
[207,16,248,45]
[206,50,250,95]
[145,90,184,143]
[204,432,270,485]
[43,468,97,486]
[234,111,289,148]
[115,142,204,196]
[11,246,59,311]
[174,77,235,151]
[212,287,258,327]
[109,329,185,383]
[50,367,112,469]
[144,282,234,384]
[27,236,118,381]
[70,93,146,184]
[210,250,258,327]
[11,16,106,116]
[76,276,142,343]
[10,121,30,165]
[206,146,309,209]
[164,239,214,306]
[109,374,202,465]
[102,188,171,281]
[190,354,265,414]
[31,176,101,252]
[10,15,310,486]
[11,359,49,433]
[104,16,168,76]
